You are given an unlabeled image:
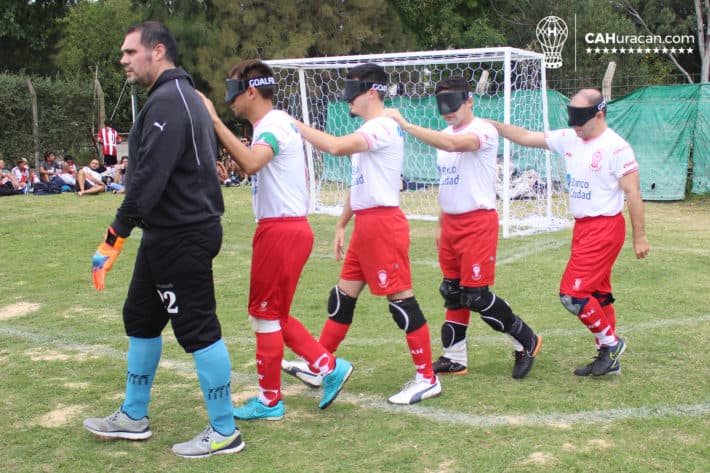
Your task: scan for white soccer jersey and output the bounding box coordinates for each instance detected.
[251,110,308,220]
[350,116,404,211]
[545,127,638,218]
[437,117,499,214]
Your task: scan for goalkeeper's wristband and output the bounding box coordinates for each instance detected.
[105,226,126,250]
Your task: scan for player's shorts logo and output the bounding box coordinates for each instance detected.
[377,270,389,288]
[260,301,268,311]
[574,278,583,290]
[472,264,482,281]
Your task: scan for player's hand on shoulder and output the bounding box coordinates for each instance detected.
[381,108,406,125]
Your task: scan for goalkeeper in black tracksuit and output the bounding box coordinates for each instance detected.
[83,21,245,459]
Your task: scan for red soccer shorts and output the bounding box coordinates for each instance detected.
[439,209,498,287]
[559,213,625,296]
[340,207,412,296]
[248,217,313,320]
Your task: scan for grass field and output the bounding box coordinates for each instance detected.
[1,189,708,473]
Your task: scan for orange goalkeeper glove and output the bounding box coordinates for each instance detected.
[92,226,126,290]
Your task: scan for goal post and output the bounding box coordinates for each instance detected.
[266,47,570,237]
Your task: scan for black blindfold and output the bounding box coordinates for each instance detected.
[567,98,606,126]
[436,91,470,115]
[224,76,276,103]
[342,79,387,103]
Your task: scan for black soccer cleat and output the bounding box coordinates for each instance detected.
[432,356,468,375]
[512,334,542,379]
[591,338,626,376]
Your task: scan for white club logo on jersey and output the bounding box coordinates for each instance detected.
[590,150,603,172]
[472,264,482,281]
[377,270,389,288]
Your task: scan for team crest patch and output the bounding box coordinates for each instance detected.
[472,264,482,281]
[377,270,389,288]
[260,301,268,311]
[573,278,582,291]
[590,150,603,172]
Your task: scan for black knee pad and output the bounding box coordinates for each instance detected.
[327,286,357,324]
[592,291,615,306]
[560,293,589,315]
[441,321,467,348]
[439,278,463,309]
[460,286,494,313]
[388,297,426,333]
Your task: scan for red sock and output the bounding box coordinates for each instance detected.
[255,330,283,406]
[319,319,350,354]
[446,308,470,325]
[406,324,434,381]
[577,297,616,346]
[282,316,335,374]
[601,303,616,332]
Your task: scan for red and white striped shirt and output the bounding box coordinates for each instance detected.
[97,126,122,156]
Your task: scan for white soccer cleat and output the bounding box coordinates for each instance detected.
[387,376,442,405]
[281,359,323,388]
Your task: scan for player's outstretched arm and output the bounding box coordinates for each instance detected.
[619,171,650,259]
[292,118,368,156]
[382,108,480,152]
[487,120,549,149]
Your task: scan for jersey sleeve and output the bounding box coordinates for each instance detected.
[544,128,571,156]
[356,118,399,151]
[610,141,638,178]
[473,121,498,153]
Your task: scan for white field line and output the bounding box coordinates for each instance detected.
[1,314,709,429]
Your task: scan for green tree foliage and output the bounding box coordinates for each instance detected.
[190,0,418,116]
[0,73,95,164]
[0,0,70,75]
[487,0,678,96]
[54,0,142,132]
[388,0,506,49]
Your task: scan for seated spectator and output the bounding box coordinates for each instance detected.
[11,158,39,193]
[76,158,106,196]
[64,155,78,174]
[57,162,77,191]
[39,151,59,183]
[0,159,22,195]
[106,156,128,194]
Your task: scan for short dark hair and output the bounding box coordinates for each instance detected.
[347,63,387,100]
[228,60,276,100]
[435,77,470,95]
[127,21,178,65]
[44,150,54,159]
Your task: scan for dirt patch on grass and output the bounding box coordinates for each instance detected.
[0,302,41,320]
[521,451,557,466]
[25,347,99,362]
[35,404,85,428]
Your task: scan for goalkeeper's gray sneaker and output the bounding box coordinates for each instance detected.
[172,424,245,459]
[83,409,152,440]
[281,359,323,388]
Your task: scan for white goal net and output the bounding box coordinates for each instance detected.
[266,47,570,237]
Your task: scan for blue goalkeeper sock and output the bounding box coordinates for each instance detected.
[193,338,236,436]
[122,336,162,420]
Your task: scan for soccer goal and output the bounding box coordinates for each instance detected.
[266,47,570,237]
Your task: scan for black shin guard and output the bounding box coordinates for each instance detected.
[441,321,467,348]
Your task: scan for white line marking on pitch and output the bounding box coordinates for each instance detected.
[2,317,709,428]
